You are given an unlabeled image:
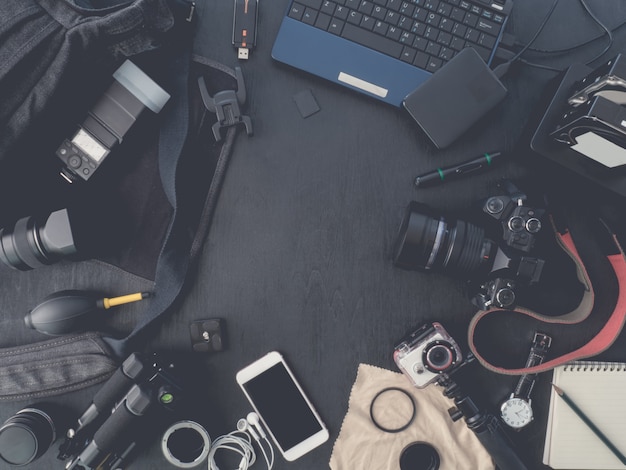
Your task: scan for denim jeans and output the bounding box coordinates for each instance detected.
[0,0,174,162]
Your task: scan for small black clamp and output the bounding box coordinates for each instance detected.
[189,318,226,353]
[198,66,253,141]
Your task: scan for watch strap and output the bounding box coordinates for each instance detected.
[513,332,552,399]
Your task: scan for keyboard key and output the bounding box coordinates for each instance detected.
[373,19,388,34]
[413,51,429,68]
[400,46,417,62]
[288,3,305,20]
[299,0,323,9]
[329,18,345,34]
[412,7,428,21]
[302,7,318,24]
[341,22,404,57]
[387,25,402,40]
[358,0,374,14]
[476,17,499,34]
[425,40,441,56]
[351,10,364,25]
[372,4,387,19]
[322,0,336,14]
[387,0,403,11]
[426,56,442,71]
[413,36,428,50]
[400,2,415,16]
[478,31,495,48]
[315,12,333,29]
[360,15,376,29]
[438,46,454,60]
[335,5,349,19]
[450,35,465,49]
[450,7,465,22]
[463,11,478,27]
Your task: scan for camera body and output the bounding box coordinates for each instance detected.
[393,322,463,388]
[482,192,544,253]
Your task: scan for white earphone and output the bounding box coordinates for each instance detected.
[246,412,266,439]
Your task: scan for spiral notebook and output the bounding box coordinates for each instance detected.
[543,361,626,469]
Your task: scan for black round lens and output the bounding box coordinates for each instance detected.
[423,342,456,372]
[399,442,440,470]
[0,407,56,466]
[393,202,496,278]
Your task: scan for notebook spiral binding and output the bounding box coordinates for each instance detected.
[563,361,626,372]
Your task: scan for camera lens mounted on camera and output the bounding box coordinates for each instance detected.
[423,341,458,373]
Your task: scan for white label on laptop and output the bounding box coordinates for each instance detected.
[338,72,388,98]
[571,131,626,168]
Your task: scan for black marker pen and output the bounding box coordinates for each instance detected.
[414,152,502,188]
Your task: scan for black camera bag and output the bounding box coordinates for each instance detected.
[0,0,244,400]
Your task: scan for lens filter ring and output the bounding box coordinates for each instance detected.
[369,387,416,433]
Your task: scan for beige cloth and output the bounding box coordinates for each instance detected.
[329,364,496,470]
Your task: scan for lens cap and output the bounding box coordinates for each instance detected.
[0,407,56,466]
[400,442,440,470]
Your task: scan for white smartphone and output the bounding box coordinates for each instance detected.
[235,351,329,461]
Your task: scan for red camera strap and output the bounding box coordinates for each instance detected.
[468,220,626,375]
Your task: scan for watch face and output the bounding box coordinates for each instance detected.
[500,398,533,429]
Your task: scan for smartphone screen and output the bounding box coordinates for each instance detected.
[237,352,329,460]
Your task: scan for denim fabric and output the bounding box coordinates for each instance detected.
[0,332,118,400]
[0,0,174,162]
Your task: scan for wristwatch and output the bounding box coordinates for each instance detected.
[500,332,552,430]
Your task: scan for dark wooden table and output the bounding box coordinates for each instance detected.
[2,1,626,469]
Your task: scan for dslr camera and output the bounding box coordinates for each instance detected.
[393,182,545,309]
[394,322,463,388]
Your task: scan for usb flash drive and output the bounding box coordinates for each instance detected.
[232,0,258,59]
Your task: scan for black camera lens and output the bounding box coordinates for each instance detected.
[423,341,457,372]
[393,202,496,278]
[0,209,77,271]
[0,406,56,466]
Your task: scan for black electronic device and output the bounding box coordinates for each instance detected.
[232,0,258,59]
[236,351,329,461]
[56,60,170,183]
[59,352,182,470]
[403,47,508,149]
[0,208,77,271]
[549,54,626,168]
[531,56,626,200]
[0,405,58,466]
[393,322,463,389]
[394,322,529,470]
[393,184,546,309]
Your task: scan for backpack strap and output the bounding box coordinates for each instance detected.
[103,7,244,359]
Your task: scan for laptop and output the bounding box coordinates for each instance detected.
[271,0,513,106]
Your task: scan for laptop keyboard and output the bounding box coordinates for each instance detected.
[287,0,509,73]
